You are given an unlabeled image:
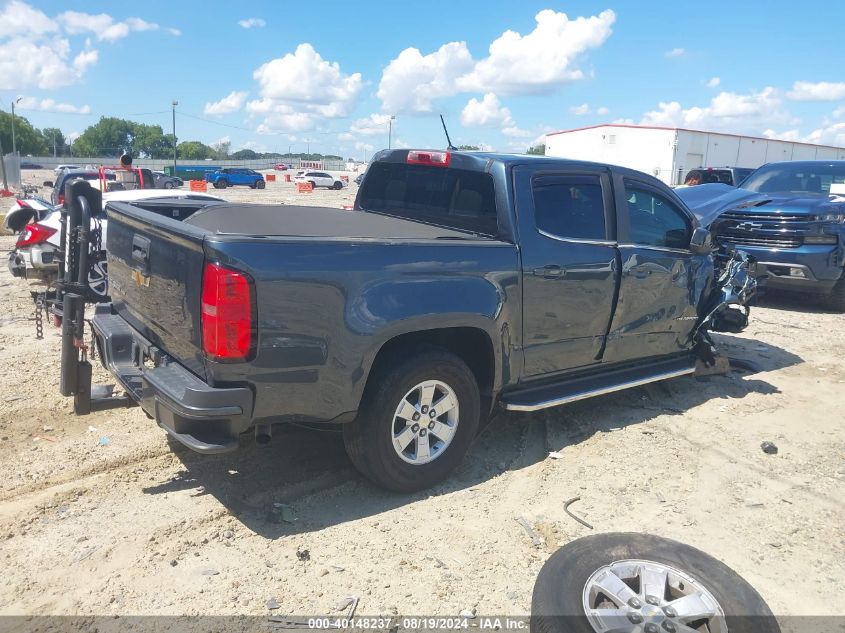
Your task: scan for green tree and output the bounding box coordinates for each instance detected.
[177,141,214,160]
[457,144,480,150]
[132,124,174,159]
[0,109,48,155]
[211,140,231,160]
[41,127,66,156]
[526,143,545,155]
[72,116,136,157]
[230,149,257,160]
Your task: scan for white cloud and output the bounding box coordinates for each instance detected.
[248,43,362,133]
[0,37,97,89]
[457,9,615,96]
[16,96,91,114]
[461,93,515,127]
[355,141,375,152]
[802,123,845,146]
[378,9,615,114]
[0,1,57,38]
[378,41,475,114]
[786,81,845,102]
[167,27,181,36]
[706,77,721,88]
[664,47,685,58]
[833,106,845,119]
[640,88,792,133]
[502,126,533,138]
[0,2,174,89]
[204,91,248,115]
[338,132,355,142]
[238,17,266,28]
[350,113,393,136]
[67,131,81,143]
[570,103,590,115]
[58,10,162,41]
[596,106,609,115]
[236,140,270,153]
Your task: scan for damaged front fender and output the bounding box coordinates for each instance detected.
[692,249,760,365]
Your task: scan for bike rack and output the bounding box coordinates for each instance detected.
[57,179,133,415]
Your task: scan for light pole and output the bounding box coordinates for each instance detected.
[11,97,22,155]
[388,115,396,149]
[171,100,178,175]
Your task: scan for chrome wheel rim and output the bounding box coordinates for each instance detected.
[88,260,108,297]
[582,559,727,633]
[391,380,459,465]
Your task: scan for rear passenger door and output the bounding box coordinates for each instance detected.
[515,166,619,379]
[603,175,703,363]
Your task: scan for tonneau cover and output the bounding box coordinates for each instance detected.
[184,204,485,240]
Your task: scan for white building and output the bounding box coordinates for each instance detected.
[545,124,845,185]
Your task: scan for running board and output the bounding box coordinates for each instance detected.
[501,358,696,412]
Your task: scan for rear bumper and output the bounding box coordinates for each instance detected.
[723,244,843,291]
[91,305,253,454]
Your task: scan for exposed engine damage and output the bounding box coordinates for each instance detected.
[693,248,760,366]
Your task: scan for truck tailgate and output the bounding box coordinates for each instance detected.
[105,201,209,380]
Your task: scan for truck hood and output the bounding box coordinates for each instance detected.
[677,183,845,226]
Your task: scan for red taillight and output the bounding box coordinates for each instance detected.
[201,262,254,361]
[16,223,57,248]
[407,150,451,167]
[58,193,65,206]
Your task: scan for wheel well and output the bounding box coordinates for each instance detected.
[368,328,495,401]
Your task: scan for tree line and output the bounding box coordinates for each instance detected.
[3,110,546,159]
[1,112,343,161]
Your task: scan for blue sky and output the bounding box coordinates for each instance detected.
[2,0,845,158]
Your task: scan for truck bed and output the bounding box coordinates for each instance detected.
[184,204,492,241]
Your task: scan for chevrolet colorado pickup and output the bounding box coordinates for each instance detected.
[678,161,845,311]
[64,150,754,492]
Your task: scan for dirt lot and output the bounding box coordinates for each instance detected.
[0,174,843,620]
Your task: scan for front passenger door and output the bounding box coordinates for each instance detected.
[603,177,708,363]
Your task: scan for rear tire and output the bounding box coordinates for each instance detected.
[217,179,228,189]
[309,180,317,190]
[532,533,780,633]
[826,274,845,312]
[343,350,480,492]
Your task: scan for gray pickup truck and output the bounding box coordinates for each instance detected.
[70,149,754,492]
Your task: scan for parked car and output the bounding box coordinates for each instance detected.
[20,162,43,169]
[8,189,225,299]
[295,170,344,189]
[79,149,755,492]
[678,160,845,310]
[152,171,183,189]
[354,173,364,185]
[273,163,289,171]
[53,164,80,175]
[205,168,265,189]
[685,167,755,187]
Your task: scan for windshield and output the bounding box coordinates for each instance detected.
[358,162,498,236]
[741,162,845,196]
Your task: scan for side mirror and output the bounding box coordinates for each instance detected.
[43,180,54,188]
[689,227,712,255]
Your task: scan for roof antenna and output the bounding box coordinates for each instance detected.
[440,114,457,151]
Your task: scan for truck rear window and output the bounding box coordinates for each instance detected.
[358,162,498,236]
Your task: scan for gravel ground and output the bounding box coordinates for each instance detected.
[0,172,843,621]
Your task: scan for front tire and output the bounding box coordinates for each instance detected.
[532,533,779,633]
[256,179,266,189]
[333,181,342,190]
[309,180,317,190]
[825,274,845,312]
[343,350,480,492]
[164,181,175,189]
[216,179,228,189]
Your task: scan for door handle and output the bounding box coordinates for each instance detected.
[532,264,564,279]
[132,235,151,274]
